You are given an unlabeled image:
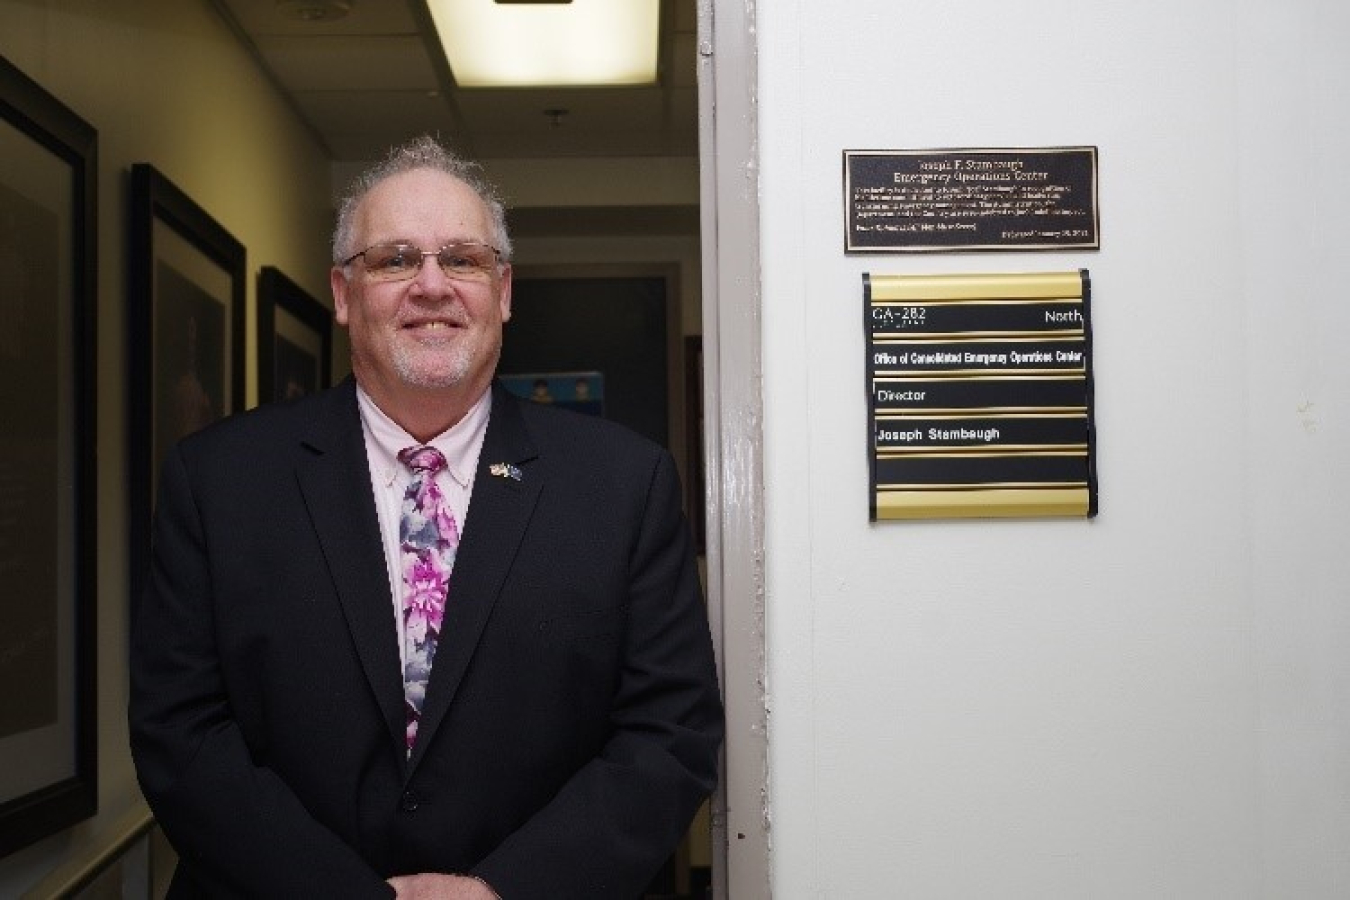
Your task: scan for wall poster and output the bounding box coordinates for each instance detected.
[499,371,605,418]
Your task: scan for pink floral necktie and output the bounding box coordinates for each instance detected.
[397,445,459,752]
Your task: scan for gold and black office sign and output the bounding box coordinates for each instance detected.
[845,147,1099,252]
[866,270,1097,520]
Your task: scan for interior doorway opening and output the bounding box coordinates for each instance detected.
[505,264,711,898]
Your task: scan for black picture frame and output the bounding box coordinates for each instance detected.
[257,266,333,404]
[0,56,99,859]
[128,163,245,603]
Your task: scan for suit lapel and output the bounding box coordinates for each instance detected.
[410,384,541,769]
[294,379,406,751]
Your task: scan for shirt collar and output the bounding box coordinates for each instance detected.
[356,384,491,489]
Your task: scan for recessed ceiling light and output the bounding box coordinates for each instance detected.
[428,0,660,87]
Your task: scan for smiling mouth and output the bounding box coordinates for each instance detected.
[403,320,463,332]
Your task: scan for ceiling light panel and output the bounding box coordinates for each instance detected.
[427,0,660,87]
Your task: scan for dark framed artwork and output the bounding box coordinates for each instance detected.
[257,266,332,403]
[128,163,245,602]
[0,56,99,858]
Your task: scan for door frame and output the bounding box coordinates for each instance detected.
[696,1,771,897]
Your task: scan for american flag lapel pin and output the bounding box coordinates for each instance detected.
[489,462,523,482]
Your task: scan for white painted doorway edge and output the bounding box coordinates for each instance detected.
[696,1,771,897]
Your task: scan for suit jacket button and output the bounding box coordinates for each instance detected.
[401,790,419,812]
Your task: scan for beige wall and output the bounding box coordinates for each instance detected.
[0,0,332,891]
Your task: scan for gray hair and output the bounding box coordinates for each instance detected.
[331,135,512,265]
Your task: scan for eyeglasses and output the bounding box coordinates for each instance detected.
[342,241,503,283]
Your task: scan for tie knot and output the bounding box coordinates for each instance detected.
[398,445,447,475]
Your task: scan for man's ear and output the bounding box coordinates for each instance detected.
[331,266,350,326]
[497,264,513,324]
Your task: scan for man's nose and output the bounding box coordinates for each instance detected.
[408,252,456,293]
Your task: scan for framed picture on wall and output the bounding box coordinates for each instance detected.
[0,56,99,859]
[257,266,332,404]
[128,163,245,602]
[499,370,605,417]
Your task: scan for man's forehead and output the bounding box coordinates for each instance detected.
[357,169,492,233]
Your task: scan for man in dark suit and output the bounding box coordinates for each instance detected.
[129,136,723,899]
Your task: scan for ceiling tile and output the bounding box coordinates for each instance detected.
[256,35,439,91]
[213,0,702,178]
[295,89,463,158]
[218,0,419,36]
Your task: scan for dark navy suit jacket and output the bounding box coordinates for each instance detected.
[129,378,723,898]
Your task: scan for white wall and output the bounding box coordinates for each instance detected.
[756,1,1349,896]
[0,1,331,892]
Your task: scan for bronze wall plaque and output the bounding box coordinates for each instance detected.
[865,271,1097,520]
[845,147,1099,252]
